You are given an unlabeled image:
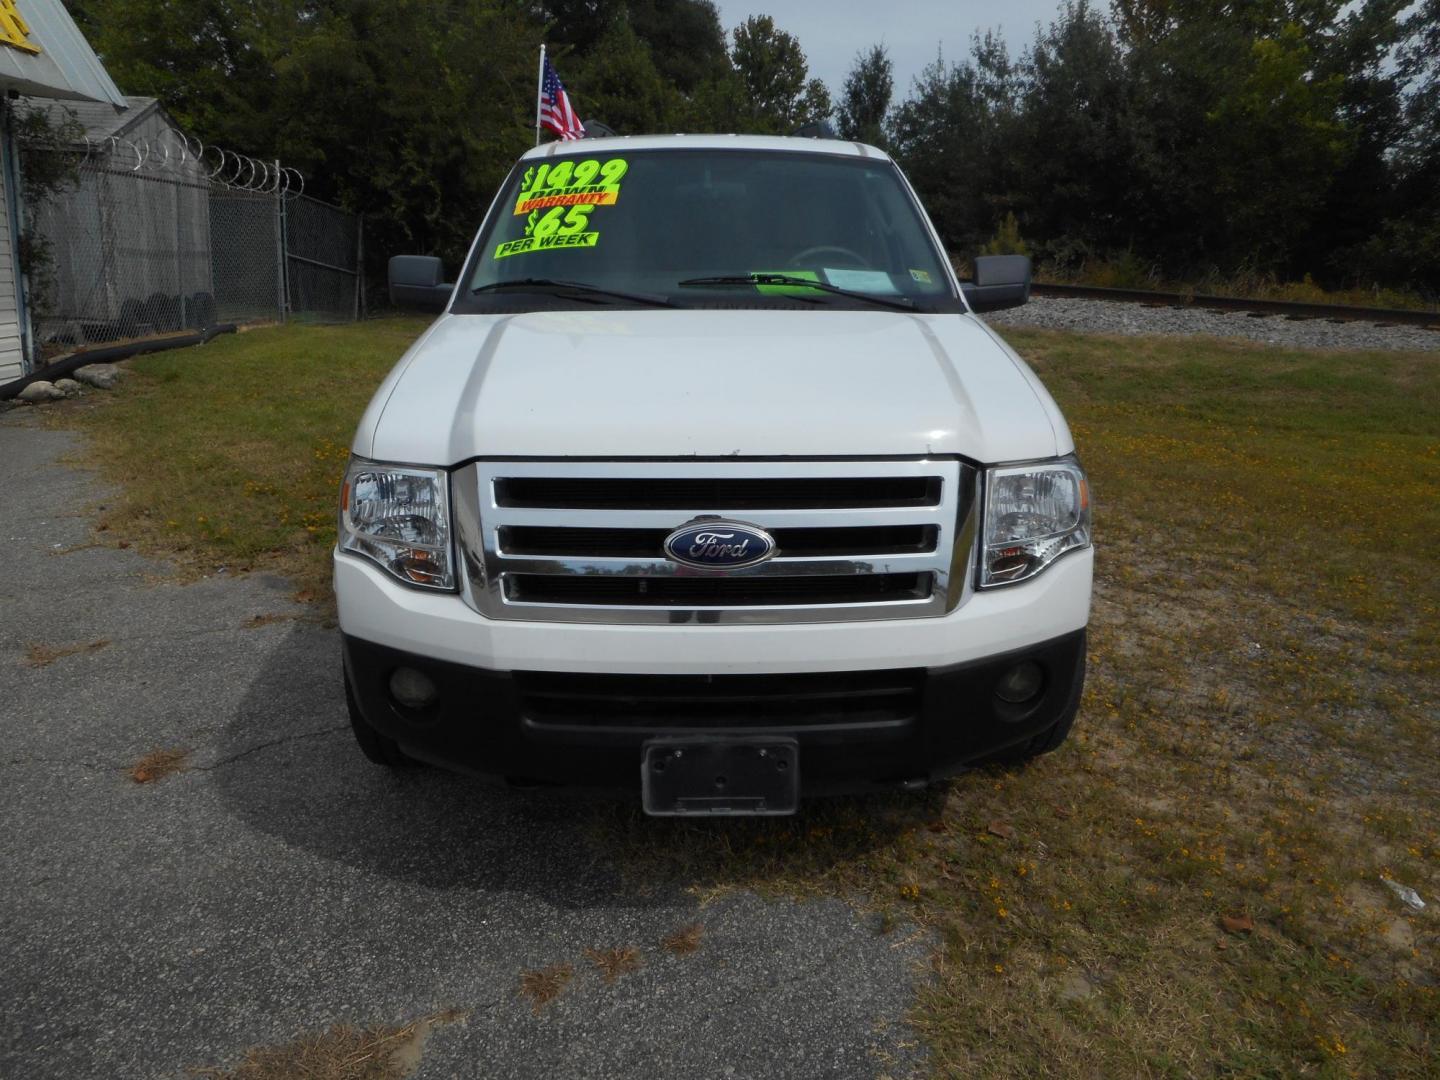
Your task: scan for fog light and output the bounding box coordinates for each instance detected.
[995,661,1043,704]
[389,667,438,711]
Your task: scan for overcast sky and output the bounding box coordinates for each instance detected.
[710,0,1068,101]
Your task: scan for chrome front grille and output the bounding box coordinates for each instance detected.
[453,460,977,624]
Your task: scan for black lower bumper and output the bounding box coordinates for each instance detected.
[341,629,1086,794]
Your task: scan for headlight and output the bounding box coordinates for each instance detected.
[980,456,1090,587]
[338,457,454,590]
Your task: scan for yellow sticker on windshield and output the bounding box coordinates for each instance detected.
[909,269,933,284]
[494,203,600,259]
[514,158,629,215]
[495,232,599,259]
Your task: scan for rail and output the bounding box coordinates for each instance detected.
[1029,283,1440,330]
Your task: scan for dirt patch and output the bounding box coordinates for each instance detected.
[662,923,704,955]
[129,749,190,784]
[241,613,296,629]
[23,639,109,668]
[518,963,574,1014]
[584,945,643,983]
[191,1009,465,1079]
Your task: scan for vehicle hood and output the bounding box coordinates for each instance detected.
[356,309,1069,464]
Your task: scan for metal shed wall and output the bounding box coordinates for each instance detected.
[31,161,213,336]
[0,133,23,382]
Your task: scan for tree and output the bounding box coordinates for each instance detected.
[572,19,670,134]
[837,44,893,147]
[1304,0,1408,274]
[730,15,822,133]
[68,0,289,156]
[1360,0,1440,292]
[627,0,729,93]
[266,1,539,266]
[1120,2,1354,274]
[1198,27,1350,267]
[889,36,1020,252]
[528,0,619,55]
[1006,3,1140,268]
[798,78,832,128]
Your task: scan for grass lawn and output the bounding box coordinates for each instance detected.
[62,318,431,602]
[61,319,1439,1076]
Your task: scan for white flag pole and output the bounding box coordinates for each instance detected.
[534,44,546,147]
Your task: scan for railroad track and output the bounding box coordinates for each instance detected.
[1030,282,1440,330]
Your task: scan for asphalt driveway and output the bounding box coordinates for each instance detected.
[0,412,930,1079]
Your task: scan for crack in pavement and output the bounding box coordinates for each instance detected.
[192,725,349,772]
[3,727,346,776]
[1,758,111,771]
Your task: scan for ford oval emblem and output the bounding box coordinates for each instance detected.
[663,519,777,571]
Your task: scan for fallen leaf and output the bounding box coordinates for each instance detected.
[1220,913,1254,935]
[1215,937,1228,951]
[1051,805,1073,819]
[987,821,1018,841]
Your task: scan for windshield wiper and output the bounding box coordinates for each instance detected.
[472,278,675,307]
[678,274,916,312]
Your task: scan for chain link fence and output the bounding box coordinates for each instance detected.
[26,155,361,350]
[284,192,361,322]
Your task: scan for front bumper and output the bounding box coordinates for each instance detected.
[342,629,1087,793]
[333,545,1093,674]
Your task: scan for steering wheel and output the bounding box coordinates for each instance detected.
[786,245,868,269]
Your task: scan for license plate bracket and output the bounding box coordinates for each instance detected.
[641,737,799,817]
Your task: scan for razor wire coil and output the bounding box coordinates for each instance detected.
[76,133,305,196]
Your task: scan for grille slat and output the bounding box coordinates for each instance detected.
[508,572,930,607]
[497,475,941,510]
[524,684,909,705]
[516,669,924,730]
[499,525,939,559]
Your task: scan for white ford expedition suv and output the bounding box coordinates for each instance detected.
[336,134,1092,815]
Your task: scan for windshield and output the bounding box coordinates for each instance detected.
[457,148,959,313]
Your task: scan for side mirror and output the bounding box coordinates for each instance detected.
[389,255,454,311]
[961,255,1031,313]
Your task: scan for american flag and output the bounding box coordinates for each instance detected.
[539,56,585,142]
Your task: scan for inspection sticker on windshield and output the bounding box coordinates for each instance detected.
[514,158,629,215]
[825,269,901,295]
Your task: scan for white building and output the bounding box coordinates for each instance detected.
[0,0,125,383]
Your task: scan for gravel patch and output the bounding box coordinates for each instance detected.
[985,295,1440,352]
